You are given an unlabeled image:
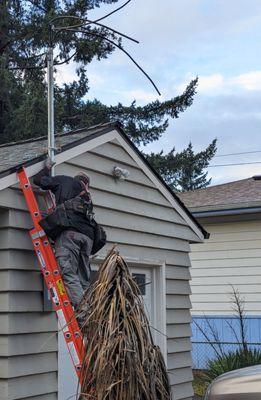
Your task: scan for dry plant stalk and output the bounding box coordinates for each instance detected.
[79,248,171,400]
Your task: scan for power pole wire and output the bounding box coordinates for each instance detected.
[209,161,261,168]
[214,150,261,158]
[51,16,139,44]
[8,1,161,95]
[62,27,161,95]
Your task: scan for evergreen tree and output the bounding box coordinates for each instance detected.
[146,139,217,192]
[0,0,198,145]
[0,0,216,191]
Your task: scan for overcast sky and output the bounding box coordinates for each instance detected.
[57,0,261,185]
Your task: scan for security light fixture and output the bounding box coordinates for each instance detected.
[112,166,130,181]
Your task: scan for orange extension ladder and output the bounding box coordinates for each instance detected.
[17,167,85,381]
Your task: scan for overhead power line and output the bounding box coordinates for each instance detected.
[209,161,261,168]
[215,150,261,158]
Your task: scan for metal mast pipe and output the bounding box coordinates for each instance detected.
[47,47,55,175]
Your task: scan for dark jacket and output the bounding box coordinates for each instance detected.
[33,167,95,240]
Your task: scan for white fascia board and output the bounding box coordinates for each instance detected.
[0,128,203,241]
[114,135,204,242]
[0,130,118,192]
[54,130,118,165]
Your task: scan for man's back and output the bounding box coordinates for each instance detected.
[33,168,83,204]
[33,166,94,239]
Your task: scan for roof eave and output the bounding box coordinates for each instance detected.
[0,122,207,240]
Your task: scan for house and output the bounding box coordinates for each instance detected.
[180,177,261,368]
[0,122,207,400]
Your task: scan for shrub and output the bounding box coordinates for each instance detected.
[203,347,261,383]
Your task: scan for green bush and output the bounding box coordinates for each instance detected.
[203,348,261,383]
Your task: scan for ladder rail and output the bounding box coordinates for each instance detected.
[17,167,85,381]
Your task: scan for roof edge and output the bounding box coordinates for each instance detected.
[0,122,208,240]
[114,124,209,239]
[193,206,261,219]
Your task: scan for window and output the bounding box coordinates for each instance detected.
[132,273,146,295]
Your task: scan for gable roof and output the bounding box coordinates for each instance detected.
[0,123,114,178]
[179,176,261,212]
[0,122,207,240]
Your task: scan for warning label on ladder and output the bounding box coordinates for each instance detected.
[57,279,66,295]
[57,309,68,331]
[68,341,80,366]
[36,249,46,269]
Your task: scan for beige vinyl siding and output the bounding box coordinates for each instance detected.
[190,220,261,315]
[0,200,57,400]
[58,140,196,400]
[0,138,200,400]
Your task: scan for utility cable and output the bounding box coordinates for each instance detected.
[208,161,261,168]
[64,27,161,95]
[214,150,261,158]
[90,0,132,24]
[53,17,139,44]
[8,1,161,96]
[49,0,131,28]
[8,4,138,71]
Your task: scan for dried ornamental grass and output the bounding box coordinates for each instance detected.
[79,248,171,400]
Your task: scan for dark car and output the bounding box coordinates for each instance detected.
[204,365,261,400]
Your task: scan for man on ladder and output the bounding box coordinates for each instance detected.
[33,157,95,322]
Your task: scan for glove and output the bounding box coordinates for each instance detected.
[45,156,56,170]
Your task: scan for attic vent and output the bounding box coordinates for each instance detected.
[23,152,38,160]
[252,175,261,180]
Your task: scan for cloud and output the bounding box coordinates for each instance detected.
[88,72,105,87]
[115,89,160,104]
[176,74,225,94]
[176,71,261,98]
[198,74,224,92]
[55,62,78,86]
[210,164,261,185]
[50,0,261,185]
[230,71,261,91]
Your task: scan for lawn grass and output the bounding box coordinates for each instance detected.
[193,370,208,398]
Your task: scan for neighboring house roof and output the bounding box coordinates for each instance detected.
[179,176,261,215]
[0,122,207,239]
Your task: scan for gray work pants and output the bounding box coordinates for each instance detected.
[55,230,93,309]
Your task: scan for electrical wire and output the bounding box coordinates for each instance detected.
[8,0,161,95]
[208,161,261,168]
[8,1,132,70]
[9,2,137,70]
[53,17,139,44]
[214,150,261,158]
[64,27,161,95]
[49,0,132,27]
[90,0,132,24]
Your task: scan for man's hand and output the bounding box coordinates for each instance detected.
[45,157,56,170]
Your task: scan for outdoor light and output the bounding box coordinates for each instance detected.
[112,166,130,181]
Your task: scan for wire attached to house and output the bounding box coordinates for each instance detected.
[8,0,132,71]
[62,27,161,95]
[7,0,161,96]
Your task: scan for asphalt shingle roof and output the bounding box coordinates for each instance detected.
[179,177,261,211]
[0,123,113,177]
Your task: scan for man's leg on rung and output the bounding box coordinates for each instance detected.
[55,230,83,309]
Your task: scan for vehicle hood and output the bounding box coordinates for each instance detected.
[206,365,261,400]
